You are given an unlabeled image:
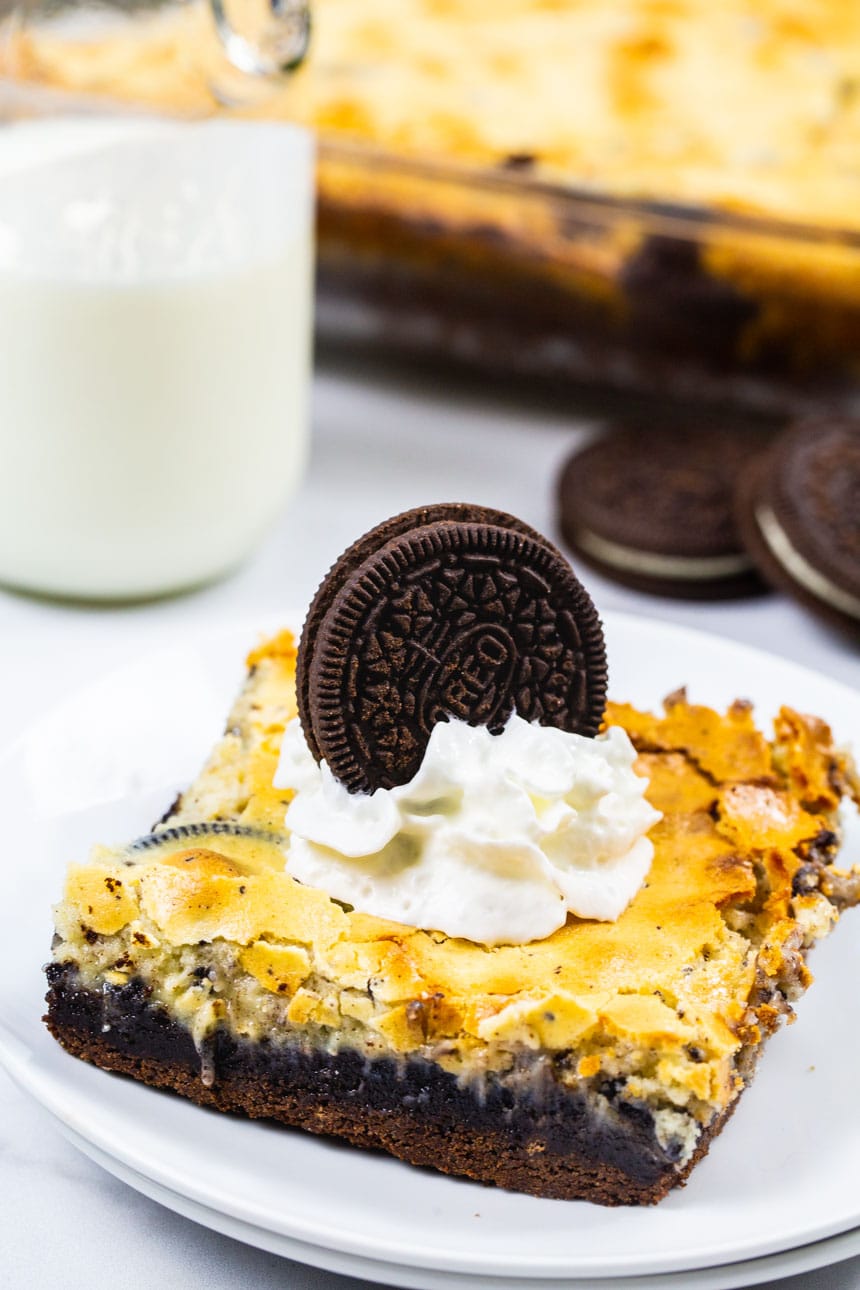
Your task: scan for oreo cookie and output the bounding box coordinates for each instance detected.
[557,426,772,600]
[297,506,607,794]
[296,504,550,764]
[736,420,860,636]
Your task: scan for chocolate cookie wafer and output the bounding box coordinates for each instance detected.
[296,503,554,763]
[298,507,607,793]
[557,427,771,599]
[736,420,860,636]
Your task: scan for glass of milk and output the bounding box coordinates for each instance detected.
[0,117,314,599]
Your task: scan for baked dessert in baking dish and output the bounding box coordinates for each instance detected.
[45,626,860,1204]
[8,0,860,409]
[9,0,860,228]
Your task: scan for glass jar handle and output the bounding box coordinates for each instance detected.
[209,0,310,78]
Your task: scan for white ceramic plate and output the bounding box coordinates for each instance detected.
[37,1116,860,1290]
[1,612,859,1284]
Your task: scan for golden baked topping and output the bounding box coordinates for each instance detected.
[10,0,860,227]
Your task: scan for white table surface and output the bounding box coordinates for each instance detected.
[2,356,859,1289]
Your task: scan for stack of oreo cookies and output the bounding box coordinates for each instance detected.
[556,419,860,636]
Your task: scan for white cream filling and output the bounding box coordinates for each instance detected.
[573,527,753,581]
[274,715,661,946]
[755,504,860,621]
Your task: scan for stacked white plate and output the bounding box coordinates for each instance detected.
[2,614,858,1290]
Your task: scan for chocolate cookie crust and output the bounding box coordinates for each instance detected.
[45,963,726,1207]
[306,520,608,792]
[557,427,770,599]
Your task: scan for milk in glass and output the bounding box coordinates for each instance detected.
[0,118,313,598]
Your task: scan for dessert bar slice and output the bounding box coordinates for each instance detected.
[45,631,860,1205]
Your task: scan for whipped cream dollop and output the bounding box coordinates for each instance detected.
[274,715,660,946]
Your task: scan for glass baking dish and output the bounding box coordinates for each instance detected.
[3,2,860,416]
[314,140,860,416]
